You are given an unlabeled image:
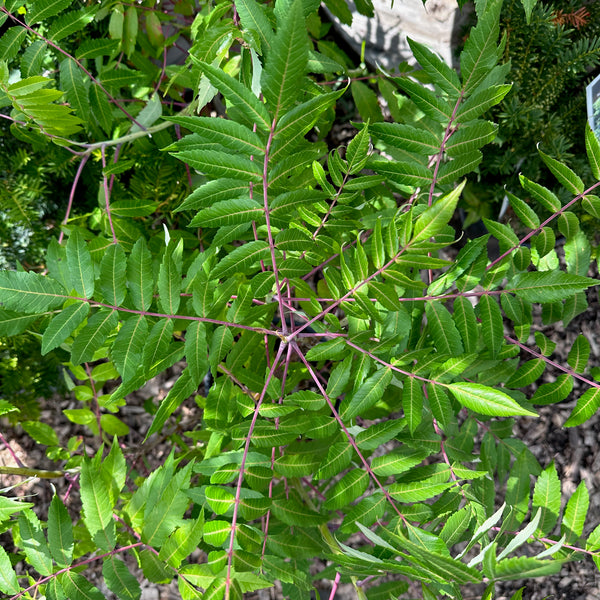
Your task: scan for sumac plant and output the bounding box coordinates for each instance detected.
[1,0,600,598]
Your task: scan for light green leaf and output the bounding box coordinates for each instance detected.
[511,271,595,303]
[493,556,562,581]
[0,546,19,595]
[99,243,127,306]
[158,242,182,316]
[174,149,262,182]
[562,481,589,542]
[159,515,204,568]
[388,479,455,503]
[61,571,105,600]
[0,27,27,62]
[446,382,537,417]
[531,375,573,406]
[0,309,43,337]
[234,0,273,52]
[506,359,545,388]
[112,315,148,382]
[341,367,393,420]
[48,494,73,568]
[103,556,142,600]
[478,295,503,358]
[168,116,265,155]
[305,337,348,361]
[185,321,208,386]
[194,59,271,132]
[532,462,561,536]
[564,231,591,277]
[262,0,308,119]
[211,240,270,279]
[371,447,427,477]
[426,301,464,355]
[323,469,369,510]
[67,230,94,298]
[459,0,501,94]
[508,192,540,229]
[369,122,440,155]
[71,309,118,365]
[21,421,59,446]
[455,84,512,122]
[146,369,197,439]
[585,123,600,180]
[403,376,423,434]
[27,0,74,23]
[426,384,453,431]
[41,301,89,354]
[0,270,65,313]
[369,158,432,188]
[190,198,264,228]
[567,334,590,374]
[538,149,584,195]
[519,175,561,213]
[445,121,497,157]
[270,88,344,161]
[81,453,116,551]
[89,83,113,135]
[436,150,483,185]
[408,37,461,97]
[452,296,479,353]
[564,387,600,427]
[143,318,174,374]
[394,76,452,123]
[18,510,53,575]
[60,57,89,122]
[412,181,465,243]
[127,238,154,311]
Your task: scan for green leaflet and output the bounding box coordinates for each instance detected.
[189,198,264,228]
[323,469,369,510]
[369,123,441,155]
[173,149,262,182]
[70,309,118,365]
[459,0,502,94]
[99,243,127,306]
[407,37,461,97]
[27,0,74,24]
[394,76,452,123]
[66,231,95,298]
[61,571,105,600]
[60,57,90,122]
[538,149,585,195]
[511,271,596,303]
[168,116,265,155]
[567,334,590,373]
[194,59,271,132]
[446,382,537,417]
[211,241,271,279]
[146,368,197,439]
[564,388,600,427]
[561,481,589,542]
[127,238,154,312]
[0,546,19,595]
[0,270,65,313]
[48,494,73,568]
[234,0,273,52]
[18,510,53,575]
[455,84,511,122]
[185,321,208,386]
[261,0,308,119]
[403,376,423,433]
[477,295,503,358]
[412,182,465,244]
[112,315,148,382]
[532,462,561,536]
[103,556,142,600]
[158,240,182,316]
[341,366,393,420]
[41,301,89,354]
[425,301,464,355]
[80,453,116,551]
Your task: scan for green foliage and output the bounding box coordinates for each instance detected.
[1,0,600,599]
